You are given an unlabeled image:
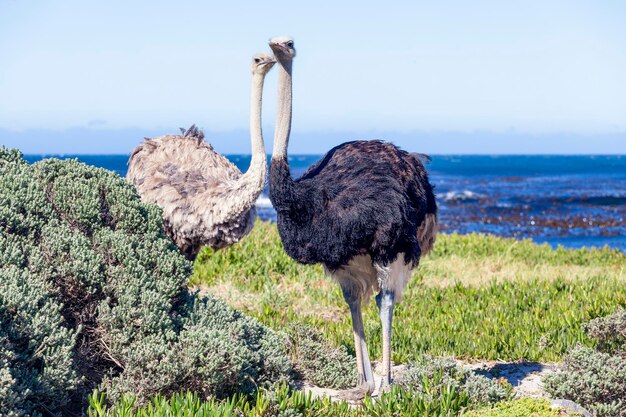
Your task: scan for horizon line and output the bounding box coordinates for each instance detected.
[21,152,626,157]
[3,126,626,135]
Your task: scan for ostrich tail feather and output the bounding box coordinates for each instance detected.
[417,212,437,256]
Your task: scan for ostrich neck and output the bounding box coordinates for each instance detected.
[215,71,268,226]
[249,73,266,158]
[272,60,293,161]
[269,58,298,210]
[237,72,267,193]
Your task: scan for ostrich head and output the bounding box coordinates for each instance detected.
[251,53,276,75]
[269,36,296,61]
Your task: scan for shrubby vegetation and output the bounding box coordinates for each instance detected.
[289,325,356,389]
[0,149,292,416]
[585,308,626,353]
[395,356,512,406]
[545,310,626,417]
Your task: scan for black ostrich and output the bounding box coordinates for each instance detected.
[268,36,438,400]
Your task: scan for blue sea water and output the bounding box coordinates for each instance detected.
[24,154,626,252]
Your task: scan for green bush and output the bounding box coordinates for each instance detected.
[396,356,512,407]
[463,398,565,417]
[290,325,357,389]
[0,266,81,417]
[585,308,626,353]
[544,310,626,417]
[0,149,292,416]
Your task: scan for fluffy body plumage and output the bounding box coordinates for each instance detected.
[271,140,437,273]
[127,128,258,258]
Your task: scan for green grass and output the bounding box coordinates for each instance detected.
[192,221,625,362]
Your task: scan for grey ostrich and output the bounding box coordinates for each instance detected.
[268,37,437,400]
[127,53,276,259]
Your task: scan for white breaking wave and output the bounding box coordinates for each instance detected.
[258,192,484,207]
[255,196,274,209]
[443,190,485,202]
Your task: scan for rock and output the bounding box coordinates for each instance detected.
[551,399,592,417]
[460,359,557,398]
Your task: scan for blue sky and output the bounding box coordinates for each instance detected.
[0,0,625,154]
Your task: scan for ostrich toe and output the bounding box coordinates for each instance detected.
[338,383,374,402]
[377,378,391,395]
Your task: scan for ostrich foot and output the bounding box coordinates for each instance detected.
[338,383,374,402]
[377,378,391,396]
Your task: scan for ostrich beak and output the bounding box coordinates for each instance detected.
[261,56,276,65]
[268,42,280,52]
[268,40,287,53]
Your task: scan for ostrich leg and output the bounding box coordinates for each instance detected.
[339,285,375,400]
[376,288,395,392]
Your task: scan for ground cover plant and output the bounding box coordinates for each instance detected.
[289,325,357,389]
[544,310,626,417]
[89,365,510,417]
[395,356,511,406]
[463,398,567,417]
[0,149,292,416]
[193,220,626,363]
[88,394,569,417]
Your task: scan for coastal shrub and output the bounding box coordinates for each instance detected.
[395,356,512,406]
[290,325,356,389]
[544,310,626,417]
[0,148,292,416]
[544,345,625,417]
[585,308,626,353]
[0,266,81,416]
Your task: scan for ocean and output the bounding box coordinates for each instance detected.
[24,154,626,252]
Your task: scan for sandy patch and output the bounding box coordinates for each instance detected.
[460,359,557,398]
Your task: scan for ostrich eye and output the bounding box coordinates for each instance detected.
[286,41,294,48]
[254,58,261,63]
